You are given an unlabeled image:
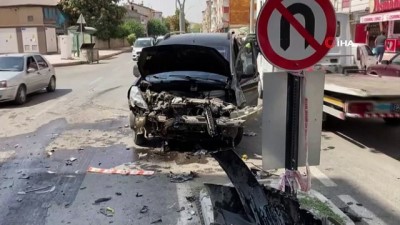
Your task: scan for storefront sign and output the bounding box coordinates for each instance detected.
[360,14,384,23]
[370,0,400,13]
[342,0,350,9]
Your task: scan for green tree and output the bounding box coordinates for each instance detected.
[147,19,168,36]
[165,10,189,32]
[190,23,202,33]
[58,0,127,40]
[127,33,137,45]
[121,20,146,38]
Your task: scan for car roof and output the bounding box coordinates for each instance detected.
[158,33,231,47]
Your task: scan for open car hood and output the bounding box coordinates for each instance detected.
[137,44,231,77]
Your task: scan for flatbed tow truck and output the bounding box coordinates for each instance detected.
[322,72,400,127]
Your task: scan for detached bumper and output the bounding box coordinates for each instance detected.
[0,86,17,102]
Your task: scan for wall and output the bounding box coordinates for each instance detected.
[229,0,250,27]
[330,0,369,12]
[92,38,130,49]
[0,6,44,27]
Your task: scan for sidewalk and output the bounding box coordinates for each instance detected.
[43,47,131,67]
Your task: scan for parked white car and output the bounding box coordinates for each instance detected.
[132,37,155,61]
[0,53,56,105]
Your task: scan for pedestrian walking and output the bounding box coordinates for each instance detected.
[374,31,387,64]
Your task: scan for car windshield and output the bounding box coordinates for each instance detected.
[0,56,24,72]
[134,39,152,47]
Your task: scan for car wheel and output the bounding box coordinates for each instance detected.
[46,76,56,92]
[134,132,146,145]
[383,118,400,126]
[234,127,244,146]
[14,85,27,105]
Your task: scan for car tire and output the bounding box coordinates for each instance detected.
[134,132,146,145]
[14,85,27,105]
[383,118,400,126]
[234,127,244,146]
[46,76,56,92]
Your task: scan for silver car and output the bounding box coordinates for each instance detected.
[0,53,56,105]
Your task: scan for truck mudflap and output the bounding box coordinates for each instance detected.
[209,149,324,225]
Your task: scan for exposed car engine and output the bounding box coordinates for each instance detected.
[129,84,258,146]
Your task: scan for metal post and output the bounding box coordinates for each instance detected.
[284,72,301,195]
[250,0,255,33]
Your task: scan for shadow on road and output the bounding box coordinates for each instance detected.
[326,117,400,161]
[0,89,72,108]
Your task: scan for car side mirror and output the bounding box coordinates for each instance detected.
[381,60,390,65]
[133,65,140,77]
[242,64,256,78]
[27,68,36,73]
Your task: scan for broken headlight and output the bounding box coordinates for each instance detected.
[129,86,148,110]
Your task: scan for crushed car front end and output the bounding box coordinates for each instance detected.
[128,44,259,147]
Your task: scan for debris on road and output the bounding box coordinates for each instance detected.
[99,207,115,217]
[136,193,142,197]
[140,206,148,213]
[87,166,154,176]
[138,153,148,159]
[176,207,185,212]
[36,185,56,194]
[18,185,54,195]
[150,218,162,224]
[80,187,87,190]
[66,157,77,166]
[340,206,362,222]
[93,197,112,205]
[78,148,84,151]
[189,210,196,216]
[241,154,248,161]
[47,171,56,174]
[47,152,53,157]
[168,171,198,183]
[14,144,19,148]
[244,131,257,137]
[115,192,122,196]
[18,174,30,179]
[185,196,196,202]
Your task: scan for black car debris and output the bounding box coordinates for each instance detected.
[128,33,260,149]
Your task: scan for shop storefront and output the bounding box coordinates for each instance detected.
[360,0,400,52]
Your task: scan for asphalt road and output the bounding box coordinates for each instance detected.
[0,53,399,225]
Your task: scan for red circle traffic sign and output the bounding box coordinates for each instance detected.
[256,0,336,71]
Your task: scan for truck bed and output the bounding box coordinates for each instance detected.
[324,73,400,97]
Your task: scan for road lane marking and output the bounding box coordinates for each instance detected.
[338,195,387,225]
[33,96,67,118]
[309,166,337,187]
[89,77,103,85]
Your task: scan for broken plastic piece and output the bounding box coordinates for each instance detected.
[136,193,143,197]
[36,185,56,194]
[93,197,112,205]
[185,196,196,202]
[140,205,148,213]
[168,171,198,183]
[100,207,115,217]
[150,218,162,224]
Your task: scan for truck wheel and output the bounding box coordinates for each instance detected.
[322,113,334,130]
[134,132,146,145]
[383,118,400,126]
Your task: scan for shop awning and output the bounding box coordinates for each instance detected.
[360,10,400,23]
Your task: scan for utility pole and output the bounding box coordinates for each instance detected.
[250,0,255,33]
[177,0,186,32]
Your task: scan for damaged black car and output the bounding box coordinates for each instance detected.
[127,33,260,149]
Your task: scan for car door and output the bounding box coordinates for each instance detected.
[34,55,52,87]
[234,40,259,106]
[25,56,41,93]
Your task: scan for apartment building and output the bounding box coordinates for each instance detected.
[0,0,66,54]
[124,2,163,26]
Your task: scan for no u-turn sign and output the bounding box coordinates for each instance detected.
[256,0,337,71]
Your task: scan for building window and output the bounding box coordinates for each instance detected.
[27,16,34,21]
[336,21,340,37]
[393,21,400,34]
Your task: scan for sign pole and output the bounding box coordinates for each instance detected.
[284,72,301,195]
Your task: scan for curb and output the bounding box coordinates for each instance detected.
[199,180,355,225]
[52,48,130,67]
